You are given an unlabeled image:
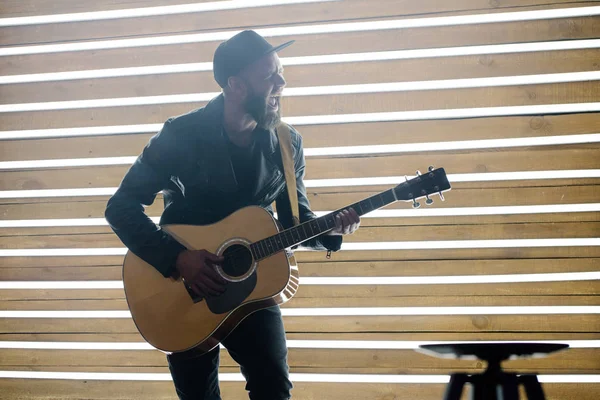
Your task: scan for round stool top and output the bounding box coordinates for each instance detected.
[417,343,569,362]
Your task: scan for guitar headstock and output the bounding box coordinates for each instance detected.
[394,166,451,208]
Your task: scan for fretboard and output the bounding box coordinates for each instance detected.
[250,188,398,261]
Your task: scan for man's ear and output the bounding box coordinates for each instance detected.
[227,76,247,99]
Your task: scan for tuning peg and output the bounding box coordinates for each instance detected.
[405,175,409,182]
[439,192,445,201]
[415,170,421,176]
[428,165,435,172]
[425,195,434,205]
[412,199,421,209]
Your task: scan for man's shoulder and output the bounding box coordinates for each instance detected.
[164,107,206,133]
[281,122,303,149]
[163,94,223,136]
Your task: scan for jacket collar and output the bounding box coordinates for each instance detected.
[203,93,279,156]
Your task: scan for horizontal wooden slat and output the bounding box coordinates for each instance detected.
[3,212,600,237]
[0,0,202,16]
[1,314,598,334]
[1,222,597,249]
[1,281,597,302]
[3,380,600,400]
[1,0,590,45]
[2,296,599,312]
[4,48,600,105]
[3,16,598,76]
[4,331,600,343]
[296,247,600,262]
[4,113,600,162]
[2,81,599,130]
[1,248,598,269]
[3,145,599,190]
[1,258,598,280]
[1,347,598,374]
[0,0,588,17]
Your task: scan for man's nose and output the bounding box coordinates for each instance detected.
[275,73,286,88]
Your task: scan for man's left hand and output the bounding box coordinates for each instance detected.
[328,208,360,236]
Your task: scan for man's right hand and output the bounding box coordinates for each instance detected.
[175,250,227,298]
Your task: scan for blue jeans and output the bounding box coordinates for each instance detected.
[167,306,293,399]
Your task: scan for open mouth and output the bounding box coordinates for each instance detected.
[268,96,279,111]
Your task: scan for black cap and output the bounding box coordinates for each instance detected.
[213,30,294,88]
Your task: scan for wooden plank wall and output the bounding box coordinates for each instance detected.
[1,0,599,399]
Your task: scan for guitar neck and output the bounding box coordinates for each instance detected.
[250,187,400,261]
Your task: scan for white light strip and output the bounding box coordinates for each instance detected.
[0,0,330,26]
[3,71,600,113]
[0,306,598,318]
[0,239,599,257]
[0,248,127,256]
[1,339,598,350]
[340,238,600,251]
[1,204,599,228]
[304,170,600,188]
[304,133,600,157]
[2,103,600,140]
[315,204,600,217]
[1,271,598,290]
[0,157,138,169]
[0,187,119,198]
[0,371,599,383]
[1,7,598,56]
[0,371,597,383]
[1,169,599,199]
[3,39,599,85]
[0,124,161,140]
[284,103,600,126]
[3,133,598,169]
[281,306,600,316]
[0,92,216,113]
[299,272,600,285]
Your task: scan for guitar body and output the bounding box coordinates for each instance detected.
[122,206,299,355]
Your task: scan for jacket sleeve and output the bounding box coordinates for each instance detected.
[275,131,343,253]
[105,120,187,277]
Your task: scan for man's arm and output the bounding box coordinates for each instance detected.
[105,120,186,277]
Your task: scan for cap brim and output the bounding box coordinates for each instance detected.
[270,40,295,54]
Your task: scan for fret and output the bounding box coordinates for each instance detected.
[308,221,315,236]
[292,226,301,243]
[372,194,385,209]
[284,230,293,248]
[311,220,319,236]
[381,189,396,204]
[254,241,262,259]
[354,201,362,215]
[274,235,281,251]
[249,244,257,260]
[301,224,309,240]
[325,214,335,228]
[259,240,267,258]
[270,237,279,253]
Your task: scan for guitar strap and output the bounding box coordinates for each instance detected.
[276,122,300,227]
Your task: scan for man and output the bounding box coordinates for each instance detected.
[105,30,360,399]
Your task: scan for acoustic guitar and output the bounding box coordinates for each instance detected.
[122,166,451,355]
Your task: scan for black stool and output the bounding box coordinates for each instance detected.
[417,343,569,400]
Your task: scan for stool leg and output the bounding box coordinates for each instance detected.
[519,375,546,400]
[498,374,519,400]
[444,374,469,400]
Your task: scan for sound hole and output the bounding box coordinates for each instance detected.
[221,244,253,278]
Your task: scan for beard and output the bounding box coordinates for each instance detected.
[244,90,281,130]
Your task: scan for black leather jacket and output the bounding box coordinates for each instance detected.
[105,94,342,277]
